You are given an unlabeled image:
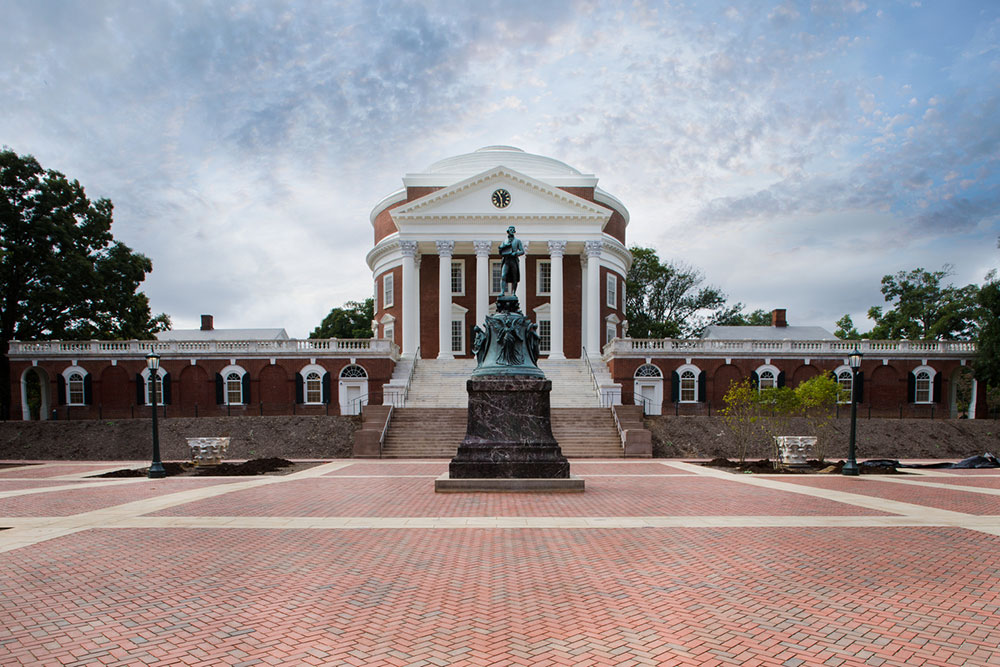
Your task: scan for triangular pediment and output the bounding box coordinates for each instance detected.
[391,167,612,225]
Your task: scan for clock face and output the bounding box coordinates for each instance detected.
[491,188,511,209]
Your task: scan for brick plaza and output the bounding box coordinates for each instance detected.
[2,459,1000,666]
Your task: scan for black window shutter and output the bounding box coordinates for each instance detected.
[907,372,915,403]
[215,373,224,404]
[853,371,864,403]
[933,372,943,403]
[58,375,67,406]
[322,372,331,404]
[135,374,144,405]
[777,371,786,388]
[697,371,707,402]
[751,371,759,389]
[242,373,251,404]
[83,374,93,405]
[670,371,679,402]
[295,374,304,404]
[162,373,172,405]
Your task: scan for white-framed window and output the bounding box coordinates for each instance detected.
[451,320,464,354]
[141,367,166,405]
[676,363,701,403]
[635,364,662,378]
[911,364,936,404]
[451,260,465,296]
[755,364,780,392]
[537,260,552,295]
[538,319,551,353]
[490,259,503,295]
[299,364,327,405]
[61,366,88,406]
[606,273,617,308]
[305,372,322,404]
[220,364,246,405]
[835,366,853,404]
[606,321,617,345]
[341,364,368,379]
[383,273,394,309]
[384,323,394,343]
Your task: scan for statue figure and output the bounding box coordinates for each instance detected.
[498,225,525,296]
[471,324,489,365]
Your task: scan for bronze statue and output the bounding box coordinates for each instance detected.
[498,225,525,296]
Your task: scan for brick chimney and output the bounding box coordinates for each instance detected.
[200,314,214,331]
[771,309,787,328]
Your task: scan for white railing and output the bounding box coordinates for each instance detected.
[604,338,977,358]
[9,337,401,358]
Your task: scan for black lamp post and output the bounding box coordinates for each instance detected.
[146,351,166,479]
[842,347,862,476]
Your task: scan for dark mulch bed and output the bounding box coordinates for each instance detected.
[0,463,39,470]
[89,458,321,478]
[701,458,905,475]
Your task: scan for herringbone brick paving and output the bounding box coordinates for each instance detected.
[1,458,1000,666]
[776,476,1000,515]
[150,476,890,518]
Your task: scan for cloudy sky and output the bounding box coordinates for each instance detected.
[3,0,998,338]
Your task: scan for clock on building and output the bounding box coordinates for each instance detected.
[491,188,511,209]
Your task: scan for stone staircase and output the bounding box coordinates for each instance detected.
[379,406,623,459]
[403,357,603,408]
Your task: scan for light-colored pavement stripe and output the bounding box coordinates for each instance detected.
[868,475,1000,496]
[0,478,149,499]
[665,461,972,520]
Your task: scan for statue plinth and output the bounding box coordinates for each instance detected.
[448,376,570,479]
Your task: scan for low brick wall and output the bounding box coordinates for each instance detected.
[646,416,1000,460]
[0,416,360,461]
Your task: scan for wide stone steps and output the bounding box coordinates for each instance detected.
[403,358,603,408]
[380,407,623,459]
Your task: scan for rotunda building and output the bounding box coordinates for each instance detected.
[366,146,632,360]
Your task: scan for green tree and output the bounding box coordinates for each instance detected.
[867,266,979,340]
[793,374,840,460]
[715,308,772,326]
[833,314,863,340]
[1,148,168,419]
[625,246,740,338]
[719,378,763,466]
[310,299,374,339]
[757,386,800,466]
[974,278,1000,388]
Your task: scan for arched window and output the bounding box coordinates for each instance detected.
[635,364,662,378]
[340,364,368,378]
[758,370,776,390]
[836,368,853,404]
[305,372,322,404]
[915,371,932,403]
[680,370,697,402]
[68,373,85,405]
[140,367,168,406]
[226,373,242,404]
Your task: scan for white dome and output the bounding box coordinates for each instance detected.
[422,146,586,179]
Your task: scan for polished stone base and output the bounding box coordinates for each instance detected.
[434,474,584,493]
[448,375,572,480]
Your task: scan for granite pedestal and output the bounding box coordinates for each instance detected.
[435,376,583,492]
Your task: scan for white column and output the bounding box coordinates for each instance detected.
[515,240,530,310]
[473,240,491,326]
[581,255,588,357]
[547,240,567,360]
[585,240,603,357]
[399,241,418,358]
[414,255,421,357]
[436,240,455,359]
[969,378,978,419]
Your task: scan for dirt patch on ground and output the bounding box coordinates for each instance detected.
[90,458,322,477]
[701,457,904,474]
[646,416,1000,460]
[0,416,359,461]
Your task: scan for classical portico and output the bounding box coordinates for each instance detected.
[367,146,632,361]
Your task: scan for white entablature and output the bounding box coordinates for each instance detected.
[391,167,613,227]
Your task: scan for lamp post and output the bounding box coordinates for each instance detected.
[146,351,166,479]
[842,347,862,476]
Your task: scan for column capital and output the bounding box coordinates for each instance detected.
[521,240,531,253]
[473,240,492,257]
[435,240,455,257]
[584,240,603,258]
[547,240,568,257]
[399,240,418,258]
